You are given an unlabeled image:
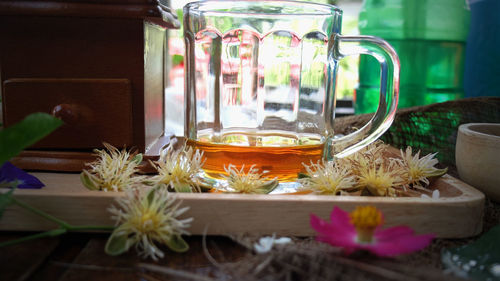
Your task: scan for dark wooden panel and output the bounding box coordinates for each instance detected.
[0,16,143,79]
[0,1,160,19]
[0,6,170,170]
[0,234,60,281]
[10,150,160,172]
[11,151,97,172]
[28,233,94,281]
[0,15,146,151]
[3,78,134,149]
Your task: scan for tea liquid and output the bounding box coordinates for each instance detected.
[187,133,325,181]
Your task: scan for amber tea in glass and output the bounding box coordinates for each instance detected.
[183,0,399,181]
[187,132,325,181]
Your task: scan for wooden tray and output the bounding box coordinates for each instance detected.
[0,172,484,238]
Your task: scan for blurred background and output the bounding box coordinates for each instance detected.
[164,0,363,136]
[159,0,500,140]
[1,1,497,139]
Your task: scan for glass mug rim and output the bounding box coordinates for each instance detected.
[185,0,342,16]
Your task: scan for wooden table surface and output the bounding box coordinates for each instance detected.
[0,233,248,281]
[0,230,479,281]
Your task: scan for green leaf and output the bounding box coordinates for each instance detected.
[105,230,131,256]
[260,179,279,194]
[297,173,310,179]
[174,183,193,193]
[0,188,15,218]
[146,186,159,204]
[80,171,98,190]
[141,179,155,186]
[198,178,216,192]
[361,188,373,196]
[427,167,448,185]
[165,234,189,253]
[429,167,448,178]
[0,113,63,166]
[442,225,500,280]
[131,153,143,165]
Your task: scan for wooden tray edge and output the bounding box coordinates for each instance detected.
[0,173,485,238]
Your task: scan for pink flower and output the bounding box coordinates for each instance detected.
[310,206,434,257]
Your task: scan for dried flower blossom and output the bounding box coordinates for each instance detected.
[344,140,388,167]
[355,159,403,197]
[149,142,206,192]
[311,206,434,256]
[220,164,278,194]
[298,141,447,198]
[298,161,356,195]
[106,186,192,260]
[398,147,448,188]
[80,143,143,192]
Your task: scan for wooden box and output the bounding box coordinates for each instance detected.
[0,0,178,171]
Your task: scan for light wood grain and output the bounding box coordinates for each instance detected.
[0,173,484,238]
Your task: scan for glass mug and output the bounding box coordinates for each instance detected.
[183,0,399,181]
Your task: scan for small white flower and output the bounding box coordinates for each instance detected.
[253,235,291,254]
[490,263,500,277]
[421,189,440,199]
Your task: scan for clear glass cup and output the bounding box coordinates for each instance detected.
[183,0,399,181]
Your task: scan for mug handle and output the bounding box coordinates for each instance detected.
[329,35,400,159]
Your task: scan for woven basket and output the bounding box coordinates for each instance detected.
[334,97,500,169]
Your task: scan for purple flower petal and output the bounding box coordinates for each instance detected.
[0,162,44,189]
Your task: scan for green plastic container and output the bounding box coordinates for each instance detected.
[355,0,470,113]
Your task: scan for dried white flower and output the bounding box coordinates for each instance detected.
[149,141,206,192]
[106,187,192,260]
[298,160,356,195]
[81,143,143,191]
[356,159,404,197]
[220,164,278,194]
[399,147,447,187]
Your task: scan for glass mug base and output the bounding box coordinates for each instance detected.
[187,132,325,182]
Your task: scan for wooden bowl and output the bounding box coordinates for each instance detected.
[456,123,500,202]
